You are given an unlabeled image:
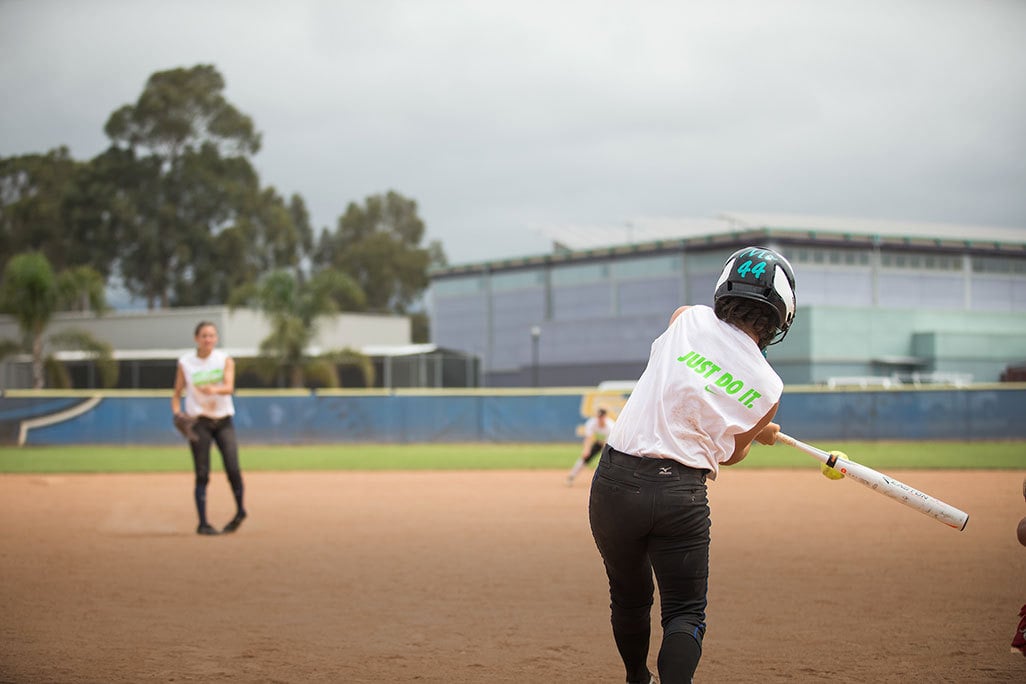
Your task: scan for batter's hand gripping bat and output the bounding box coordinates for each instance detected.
[775,433,969,531]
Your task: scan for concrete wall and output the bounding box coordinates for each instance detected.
[774,307,1026,385]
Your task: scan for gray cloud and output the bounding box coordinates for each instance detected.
[2,0,1024,265]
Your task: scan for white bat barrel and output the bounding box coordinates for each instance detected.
[777,433,969,531]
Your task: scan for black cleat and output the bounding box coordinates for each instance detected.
[196,523,220,536]
[222,511,247,534]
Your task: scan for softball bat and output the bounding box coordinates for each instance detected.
[776,433,969,531]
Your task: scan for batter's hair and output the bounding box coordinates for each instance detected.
[194,320,218,336]
[714,297,779,349]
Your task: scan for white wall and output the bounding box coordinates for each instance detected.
[313,313,411,351]
[0,306,411,357]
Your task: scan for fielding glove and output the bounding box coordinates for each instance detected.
[173,412,198,443]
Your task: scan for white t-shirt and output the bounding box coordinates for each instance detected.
[178,349,235,419]
[583,416,615,443]
[607,305,783,478]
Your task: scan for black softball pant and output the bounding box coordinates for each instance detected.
[589,446,710,684]
[189,416,245,522]
[584,440,604,464]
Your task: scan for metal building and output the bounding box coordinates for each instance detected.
[428,213,1026,387]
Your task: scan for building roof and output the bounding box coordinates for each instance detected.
[718,212,1026,245]
[541,212,1026,252]
[430,212,1026,278]
[543,217,731,251]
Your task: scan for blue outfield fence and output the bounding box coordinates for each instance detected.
[775,387,1026,441]
[1,385,1024,446]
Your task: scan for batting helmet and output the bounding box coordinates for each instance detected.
[713,246,797,344]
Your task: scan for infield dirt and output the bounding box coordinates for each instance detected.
[1,468,1024,682]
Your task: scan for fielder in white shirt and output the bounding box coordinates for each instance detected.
[565,408,615,486]
[172,321,247,536]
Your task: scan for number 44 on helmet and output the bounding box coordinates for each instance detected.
[714,247,797,347]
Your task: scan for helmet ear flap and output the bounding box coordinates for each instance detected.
[771,262,797,328]
[714,258,733,291]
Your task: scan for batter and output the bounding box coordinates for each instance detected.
[589,246,797,683]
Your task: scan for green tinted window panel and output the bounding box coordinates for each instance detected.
[432,277,486,296]
[880,251,962,271]
[550,262,609,286]
[610,255,680,279]
[490,269,546,291]
[972,256,1026,274]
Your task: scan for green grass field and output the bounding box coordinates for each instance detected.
[0,440,1022,474]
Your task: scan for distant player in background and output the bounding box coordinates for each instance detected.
[565,408,615,486]
[172,321,247,536]
[589,246,797,684]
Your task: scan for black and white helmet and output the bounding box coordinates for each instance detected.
[713,246,797,344]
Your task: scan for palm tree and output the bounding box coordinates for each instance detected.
[229,269,372,388]
[0,252,116,389]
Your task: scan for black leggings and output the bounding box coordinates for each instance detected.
[584,440,604,464]
[589,446,710,684]
[189,416,244,523]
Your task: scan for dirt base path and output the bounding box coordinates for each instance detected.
[1,469,1024,682]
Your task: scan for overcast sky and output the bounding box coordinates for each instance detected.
[2,0,1025,265]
